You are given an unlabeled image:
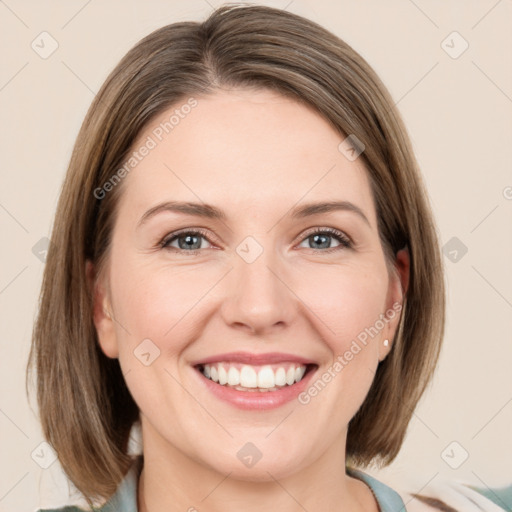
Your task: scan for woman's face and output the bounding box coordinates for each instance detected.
[91,87,407,479]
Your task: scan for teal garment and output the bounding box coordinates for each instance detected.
[38,456,142,512]
[38,464,512,512]
[346,466,407,511]
[37,456,407,512]
[466,483,512,511]
[36,455,512,512]
[38,456,512,512]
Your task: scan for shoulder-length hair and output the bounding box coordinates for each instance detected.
[27,3,445,506]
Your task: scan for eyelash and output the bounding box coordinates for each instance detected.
[159,227,353,255]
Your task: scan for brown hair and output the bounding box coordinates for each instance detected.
[27,3,445,507]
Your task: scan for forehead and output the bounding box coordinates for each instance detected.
[116,88,376,227]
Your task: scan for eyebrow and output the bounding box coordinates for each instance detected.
[136,200,370,228]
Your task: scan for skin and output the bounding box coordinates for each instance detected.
[88,87,409,512]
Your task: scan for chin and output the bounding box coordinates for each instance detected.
[202,449,308,482]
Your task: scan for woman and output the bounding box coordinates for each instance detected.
[28,4,455,511]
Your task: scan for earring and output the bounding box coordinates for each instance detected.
[383,339,389,347]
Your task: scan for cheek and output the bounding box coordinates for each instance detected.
[295,262,388,348]
[293,264,389,421]
[109,255,221,352]
[108,259,212,412]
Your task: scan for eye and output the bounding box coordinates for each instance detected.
[160,227,352,255]
[297,227,352,252]
[160,228,214,254]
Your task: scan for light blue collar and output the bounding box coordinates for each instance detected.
[347,466,407,511]
[100,455,143,512]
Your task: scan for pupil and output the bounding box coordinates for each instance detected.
[312,234,329,249]
[180,235,200,250]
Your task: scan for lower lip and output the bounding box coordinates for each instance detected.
[193,365,318,410]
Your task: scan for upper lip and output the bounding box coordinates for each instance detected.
[191,351,317,366]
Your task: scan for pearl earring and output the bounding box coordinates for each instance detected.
[383,339,389,347]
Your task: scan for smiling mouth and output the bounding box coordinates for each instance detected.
[194,362,318,392]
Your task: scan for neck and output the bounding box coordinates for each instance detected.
[136,422,378,512]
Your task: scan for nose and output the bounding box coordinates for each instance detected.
[220,238,297,335]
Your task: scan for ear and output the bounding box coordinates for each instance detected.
[395,246,410,297]
[85,259,119,359]
[378,247,410,361]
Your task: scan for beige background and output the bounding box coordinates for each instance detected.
[1,0,511,510]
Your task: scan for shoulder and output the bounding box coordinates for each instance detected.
[349,467,511,512]
[347,467,408,511]
[37,508,88,512]
[397,480,512,512]
[36,455,143,512]
[467,483,512,511]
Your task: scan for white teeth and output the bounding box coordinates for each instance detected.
[257,366,275,388]
[295,366,306,382]
[286,366,295,385]
[200,362,310,390]
[227,366,240,386]
[274,367,286,387]
[218,365,228,385]
[240,365,258,388]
